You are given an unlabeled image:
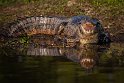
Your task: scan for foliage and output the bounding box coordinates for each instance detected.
[19,36,29,44]
[0,0,123,31]
[0,0,39,5]
[91,0,124,6]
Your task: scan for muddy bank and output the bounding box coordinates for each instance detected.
[0,0,123,47]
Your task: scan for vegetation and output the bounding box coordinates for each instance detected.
[0,0,124,35]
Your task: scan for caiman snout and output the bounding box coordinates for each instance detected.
[81,21,96,35]
[79,21,111,45]
[79,21,98,44]
[80,57,95,69]
[80,33,98,44]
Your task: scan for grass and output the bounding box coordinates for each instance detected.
[0,0,123,35]
[91,0,124,6]
[0,0,39,5]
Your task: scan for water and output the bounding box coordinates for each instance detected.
[0,36,124,83]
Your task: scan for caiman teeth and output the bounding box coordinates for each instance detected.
[81,58,93,63]
[91,30,93,33]
[85,30,94,34]
[82,26,95,34]
[87,30,90,33]
[91,59,94,62]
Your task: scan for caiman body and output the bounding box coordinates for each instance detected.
[0,15,111,70]
[3,15,111,45]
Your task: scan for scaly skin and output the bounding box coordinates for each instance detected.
[3,15,110,45]
[8,16,66,37]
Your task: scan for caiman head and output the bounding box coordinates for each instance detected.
[79,20,111,45]
[79,44,97,70]
[79,20,99,44]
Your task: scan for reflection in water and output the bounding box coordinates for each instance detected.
[18,44,97,70]
[16,38,100,70]
[0,36,124,83]
[27,46,61,56]
[0,37,108,70]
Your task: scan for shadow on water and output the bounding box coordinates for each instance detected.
[0,36,124,83]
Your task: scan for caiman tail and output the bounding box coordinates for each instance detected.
[6,16,67,37]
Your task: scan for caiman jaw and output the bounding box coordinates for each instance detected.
[80,58,95,69]
[81,22,96,35]
[80,33,98,44]
[79,21,98,44]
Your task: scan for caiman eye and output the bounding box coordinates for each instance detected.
[61,22,68,26]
